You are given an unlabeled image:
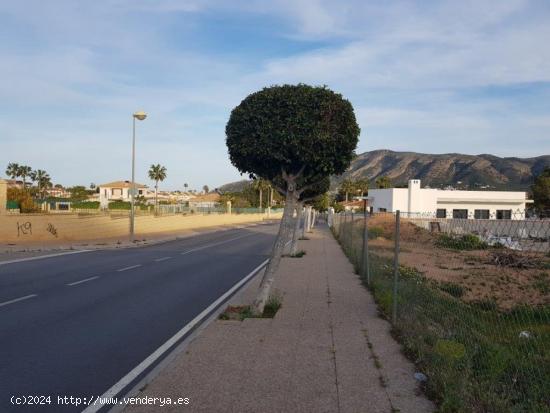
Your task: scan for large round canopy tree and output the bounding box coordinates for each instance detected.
[226,84,360,313]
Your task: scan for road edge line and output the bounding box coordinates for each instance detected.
[0,250,91,266]
[83,258,270,413]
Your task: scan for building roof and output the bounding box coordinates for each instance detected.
[340,199,368,207]
[98,180,147,189]
[3,179,24,186]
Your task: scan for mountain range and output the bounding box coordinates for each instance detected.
[335,150,550,190]
[219,150,550,192]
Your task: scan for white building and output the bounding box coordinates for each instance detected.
[98,181,148,202]
[368,179,532,220]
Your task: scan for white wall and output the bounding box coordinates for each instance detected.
[368,179,529,219]
[435,202,526,219]
[368,188,396,212]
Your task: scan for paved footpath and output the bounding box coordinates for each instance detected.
[126,225,434,413]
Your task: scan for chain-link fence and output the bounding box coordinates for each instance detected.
[331,210,550,412]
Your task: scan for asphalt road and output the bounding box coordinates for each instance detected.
[0,224,278,413]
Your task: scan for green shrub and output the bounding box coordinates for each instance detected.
[368,226,384,239]
[434,339,466,361]
[263,291,283,318]
[439,282,465,298]
[471,298,497,311]
[533,272,550,295]
[435,234,488,250]
[72,201,100,209]
[108,201,131,210]
[108,201,148,210]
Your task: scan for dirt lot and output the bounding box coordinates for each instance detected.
[366,214,550,309]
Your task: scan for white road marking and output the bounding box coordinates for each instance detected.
[0,250,91,266]
[0,294,38,308]
[180,233,253,255]
[117,264,142,272]
[66,276,99,286]
[154,256,172,262]
[82,258,270,413]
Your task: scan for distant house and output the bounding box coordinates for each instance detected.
[339,199,368,212]
[45,187,71,198]
[98,181,148,202]
[368,179,533,219]
[5,179,24,189]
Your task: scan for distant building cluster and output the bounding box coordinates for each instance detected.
[95,180,220,208]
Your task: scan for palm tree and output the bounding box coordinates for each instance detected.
[355,178,369,197]
[202,185,209,194]
[5,162,20,179]
[90,183,96,190]
[375,176,392,189]
[148,164,167,212]
[184,183,188,192]
[340,178,355,202]
[252,178,270,210]
[18,165,32,188]
[30,169,52,199]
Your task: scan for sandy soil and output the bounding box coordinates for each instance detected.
[366,215,550,309]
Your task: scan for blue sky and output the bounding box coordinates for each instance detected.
[1,0,549,191]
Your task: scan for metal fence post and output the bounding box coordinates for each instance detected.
[361,206,370,285]
[392,210,401,324]
[341,211,346,242]
[349,211,354,256]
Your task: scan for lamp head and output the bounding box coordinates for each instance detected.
[133,111,147,121]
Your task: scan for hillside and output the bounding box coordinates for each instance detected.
[335,150,550,190]
[217,179,250,193]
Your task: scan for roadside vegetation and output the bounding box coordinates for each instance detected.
[334,214,550,412]
[219,291,283,321]
[435,233,488,250]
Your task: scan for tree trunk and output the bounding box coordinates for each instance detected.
[302,206,308,239]
[252,190,296,314]
[155,182,158,214]
[306,206,312,232]
[345,192,349,202]
[290,202,303,256]
[259,188,263,211]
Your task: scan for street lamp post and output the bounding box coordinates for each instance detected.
[130,111,147,242]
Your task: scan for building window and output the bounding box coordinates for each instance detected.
[452,209,468,219]
[474,209,490,219]
[378,207,387,212]
[496,209,512,220]
[436,209,446,218]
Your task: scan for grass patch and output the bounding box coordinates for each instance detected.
[368,226,385,239]
[219,291,283,321]
[289,250,306,258]
[438,282,465,298]
[435,234,488,250]
[262,290,283,318]
[353,252,550,412]
[533,273,550,295]
[218,305,253,321]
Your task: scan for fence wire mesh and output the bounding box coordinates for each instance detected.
[331,210,550,412]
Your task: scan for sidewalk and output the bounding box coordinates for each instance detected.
[125,225,434,413]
